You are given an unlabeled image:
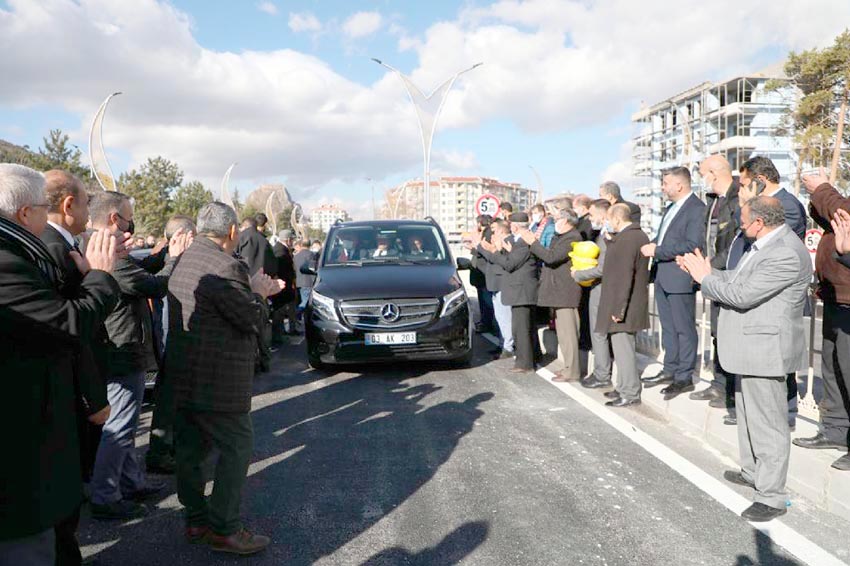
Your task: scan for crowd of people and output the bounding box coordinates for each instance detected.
[468,156,850,523]
[0,163,322,564]
[2,152,850,563]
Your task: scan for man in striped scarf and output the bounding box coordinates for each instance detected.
[0,163,121,566]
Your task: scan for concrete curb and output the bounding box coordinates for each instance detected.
[534,326,850,523]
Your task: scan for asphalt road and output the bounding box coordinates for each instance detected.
[79,335,814,566]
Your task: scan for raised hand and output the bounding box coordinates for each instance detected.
[518,228,535,244]
[75,230,117,274]
[168,228,192,258]
[831,209,850,254]
[680,248,712,284]
[802,167,830,195]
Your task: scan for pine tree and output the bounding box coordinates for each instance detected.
[172,180,213,220]
[120,157,183,237]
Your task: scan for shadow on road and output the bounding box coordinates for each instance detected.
[734,529,802,566]
[81,347,494,565]
[361,521,489,565]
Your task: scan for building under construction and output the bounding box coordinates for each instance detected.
[631,64,798,236]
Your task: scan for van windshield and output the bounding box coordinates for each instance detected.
[323,225,449,266]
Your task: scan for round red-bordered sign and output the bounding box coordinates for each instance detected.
[805,228,823,254]
[475,193,501,217]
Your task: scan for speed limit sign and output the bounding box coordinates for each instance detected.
[475,193,501,217]
[805,229,823,254]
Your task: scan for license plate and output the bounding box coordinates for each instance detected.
[365,332,417,345]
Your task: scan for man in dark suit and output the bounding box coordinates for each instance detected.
[473,219,514,358]
[42,170,117,565]
[600,181,641,224]
[293,239,317,313]
[735,157,807,427]
[597,204,650,407]
[236,215,277,277]
[572,194,596,241]
[167,202,283,555]
[88,191,191,521]
[469,215,495,333]
[479,212,539,373]
[271,230,297,339]
[0,164,120,565]
[740,156,806,239]
[641,166,707,399]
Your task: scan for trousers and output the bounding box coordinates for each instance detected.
[90,370,147,505]
[611,332,640,401]
[655,287,698,384]
[736,376,790,509]
[819,302,850,446]
[554,307,580,379]
[493,292,514,352]
[587,284,612,382]
[175,409,253,536]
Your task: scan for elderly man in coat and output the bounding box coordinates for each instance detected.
[167,202,284,555]
[680,196,812,522]
[519,208,583,381]
[0,164,120,565]
[596,203,650,407]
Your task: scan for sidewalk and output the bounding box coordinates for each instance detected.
[533,325,850,523]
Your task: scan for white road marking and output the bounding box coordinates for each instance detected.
[480,333,847,566]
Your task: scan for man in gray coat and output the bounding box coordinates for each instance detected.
[680,196,811,522]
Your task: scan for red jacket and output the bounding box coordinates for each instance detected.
[810,183,850,304]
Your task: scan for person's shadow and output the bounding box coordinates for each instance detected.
[81,363,494,565]
[734,529,802,566]
[361,521,489,565]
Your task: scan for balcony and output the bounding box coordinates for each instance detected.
[707,135,758,153]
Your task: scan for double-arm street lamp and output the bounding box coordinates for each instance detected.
[373,59,482,219]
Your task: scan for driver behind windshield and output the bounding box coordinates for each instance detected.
[371,235,399,258]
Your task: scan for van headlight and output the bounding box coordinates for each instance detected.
[440,288,467,317]
[311,291,339,322]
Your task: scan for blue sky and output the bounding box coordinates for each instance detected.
[2,0,849,218]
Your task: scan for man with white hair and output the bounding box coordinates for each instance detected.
[0,164,120,565]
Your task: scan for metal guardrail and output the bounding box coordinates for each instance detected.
[637,286,822,420]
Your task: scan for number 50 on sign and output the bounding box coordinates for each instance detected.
[475,193,501,217]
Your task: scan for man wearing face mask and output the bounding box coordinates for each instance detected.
[597,204,650,407]
[679,196,811,521]
[529,204,555,248]
[88,191,192,520]
[689,155,741,408]
[573,199,613,389]
[722,157,807,428]
[572,194,595,241]
[519,209,583,381]
[640,167,707,400]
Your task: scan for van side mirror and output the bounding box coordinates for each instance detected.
[456,257,472,270]
[300,263,317,276]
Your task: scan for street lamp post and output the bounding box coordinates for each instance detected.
[373,59,482,220]
[528,164,543,205]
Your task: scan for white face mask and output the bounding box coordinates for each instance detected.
[311,245,321,253]
[532,213,543,224]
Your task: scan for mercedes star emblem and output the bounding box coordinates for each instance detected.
[381,303,401,322]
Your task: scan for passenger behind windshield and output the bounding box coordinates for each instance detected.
[325,226,446,265]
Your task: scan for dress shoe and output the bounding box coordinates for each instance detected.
[91,499,148,521]
[605,397,641,408]
[603,390,621,399]
[741,502,786,522]
[709,396,735,409]
[723,470,755,489]
[581,376,613,389]
[126,479,167,501]
[723,415,738,426]
[208,529,270,555]
[832,453,850,471]
[792,433,847,450]
[661,381,694,400]
[689,386,722,401]
[641,372,674,387]
[186,525,211,544]
[552,370,579,383]
[146,454,176,475]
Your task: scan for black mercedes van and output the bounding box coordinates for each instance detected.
[301,219,473,368]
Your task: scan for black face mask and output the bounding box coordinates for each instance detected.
[126,219,135,235]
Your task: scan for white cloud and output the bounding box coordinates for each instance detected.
[288,11,321,33]
[342,11,382,39]
[256,1,277,16]
[2,0,850,204]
